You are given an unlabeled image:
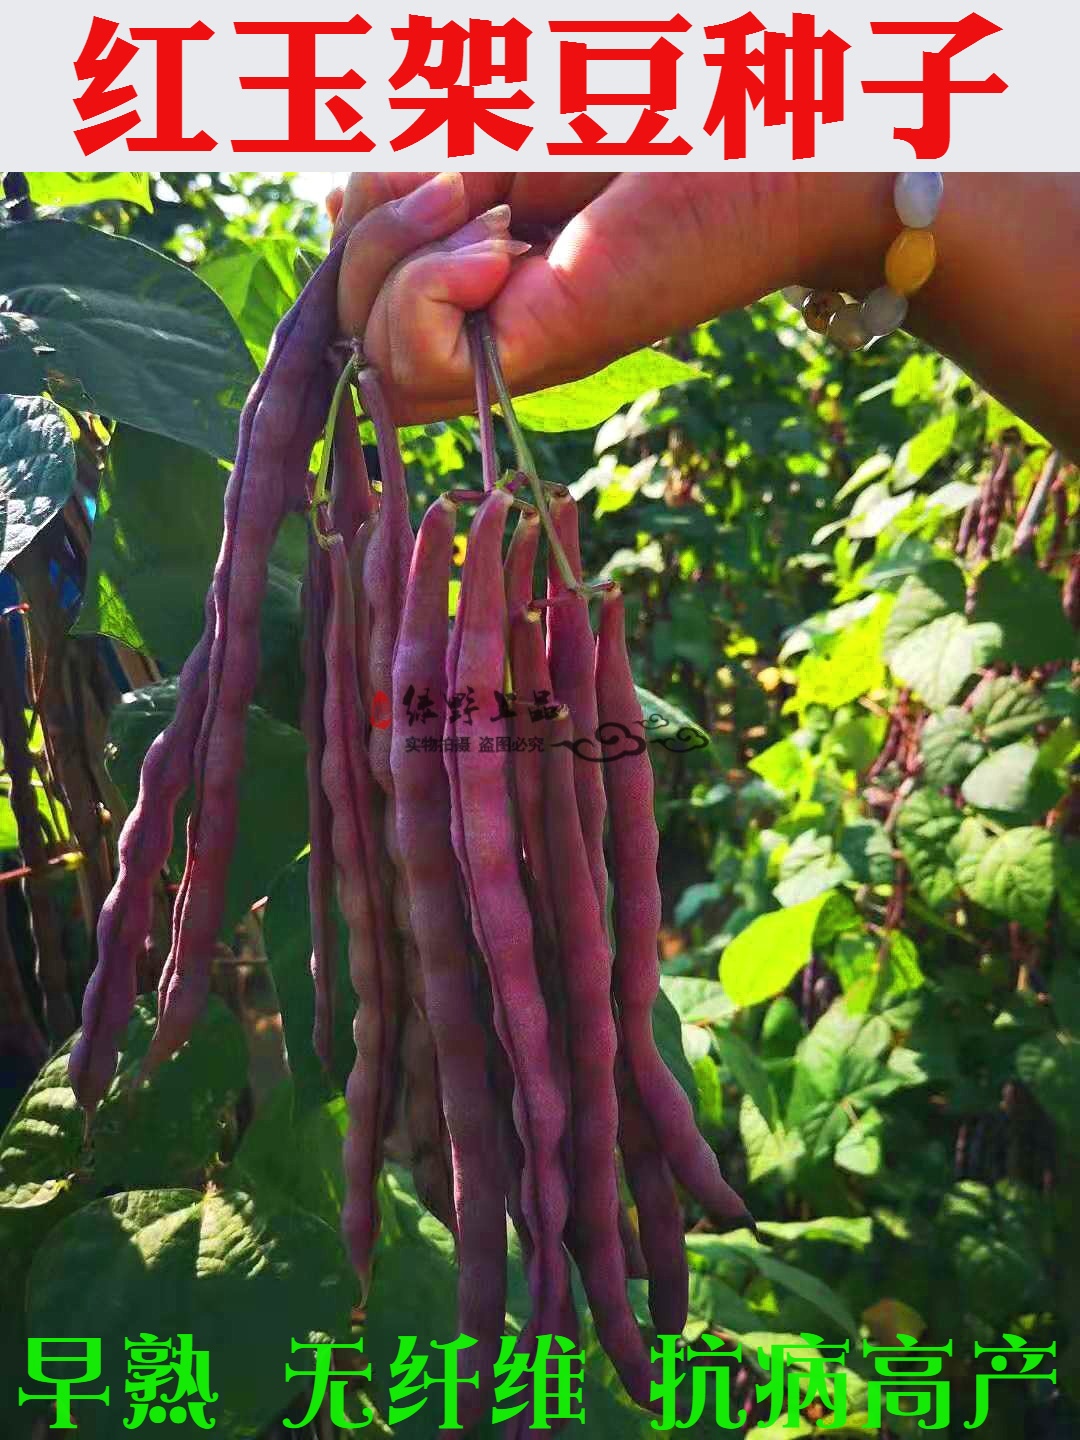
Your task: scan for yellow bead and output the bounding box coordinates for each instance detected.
[885,228,937,296]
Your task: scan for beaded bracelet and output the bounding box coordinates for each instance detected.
[781,172,943,352]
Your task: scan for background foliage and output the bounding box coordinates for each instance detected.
[1,171,1077,1439]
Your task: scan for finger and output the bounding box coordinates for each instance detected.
[360,173,799,423]
[333,171,615,240]
[364,243,522,421]
[326,186,344,226]
[338,171,475,339]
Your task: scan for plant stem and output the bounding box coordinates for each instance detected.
[467,316,499,493]
[310,354,359,536]
[477,317,579,592]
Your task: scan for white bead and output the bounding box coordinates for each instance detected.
[781,285,812,308]
[894,172,943,228]
[861,285,909,336]
[828,301,870,351]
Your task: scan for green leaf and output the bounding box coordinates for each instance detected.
[0,998,245,1207]
[967,676,1054,743]
[1015,1031,1080,1133]
[233,1084,348,1231]
[262,856,357,1110]
[748,737,811,796]
[794,602,888,711]
[653,984,698,1111]
[786,1007,907,1159]
[774,832,852,908]
[0,221,256,458]
[955,826,1056,933]
[659,976,737,1027]
[0,312,47,395]
[0,394,76,574]
[510,349,702,433]
[633,684,709,751]
[837,820,894,886]
[882,562,965,657]
[689,1234,860,1341]
[75,427,306,723]
[961,741,1060,819]
[27,1188,354,1440]
[896,789,963,909]
[920,708,985,787]
[713,1030,779,1128]
[198,237,314,368]
[720,892,835,1006]
[891,353,938,407]
[25,171,153,212]
[897,411,956,480]
[888,613,1001,711]
[108,685,309,933]
[937,1182,1051,1316]
[973,556,1078,669]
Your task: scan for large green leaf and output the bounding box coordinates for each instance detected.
[920,708,985,787]
[896,789,963,908]
[0,221,255,458]
[686,1232,859,1341]
[970,676,1054,746]
[888,613,1001,711]
[974,556,1078,669]
[794,602,888,711]
[786,1006,909,1160]
[26,1188,354,1440]
[0,997,245,1214]
[198,237,316,368]
[955,826,1056,932]
[75,426,306,723]
[882,561,965,657]
[960,741,1061,820]
[0,394,76,573]
[510,349,702,433]
[720,892,844,1006]
[0,312,47,395]
[25,172,153,212]
[233,1083,347,1231]
[107,685,309,932]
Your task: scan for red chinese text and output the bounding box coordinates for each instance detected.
[548,15,693,155]
[389,15,534,156]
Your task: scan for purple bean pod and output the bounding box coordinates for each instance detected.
[320,527,394,1295]
[444,489,572,1346]
[596,587,751,1230]
[546,493,609,914]
[301,527,336,1073]
[69,245,341,1110]
[358,367,414,796]
[543,706,656,1408]
[617,1061,689,1337]
[145,241,349,1076]
[329,388,375,547]
[392,494,508,1417]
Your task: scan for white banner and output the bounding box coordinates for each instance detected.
[2,2,1073,171]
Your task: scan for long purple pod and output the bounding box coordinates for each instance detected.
[301,528,336,1073]
[401,1004,456,1235]
[391,496,509,1417]
[358,367,414,796]
[504,511,558,946]
[349,516,377,716]
[68,245,327,1111]
[617,1063,690,1337]
[596,588,751,1230]
[320,529,390,1295]
[443,489,572,1346]
[329,391,375,548]
[543,708,655,1408]
[147,242,348,1073]
[546,493,608,914]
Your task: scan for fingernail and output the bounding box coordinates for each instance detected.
[478,203,512,233]
[450,238,532,260]
[392,171,465,229]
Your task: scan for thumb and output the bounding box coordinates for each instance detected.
[365,240,529,420]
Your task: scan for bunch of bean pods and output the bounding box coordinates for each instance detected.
[70,241,751,1425]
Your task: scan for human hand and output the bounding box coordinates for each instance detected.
[328,171,869,425]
